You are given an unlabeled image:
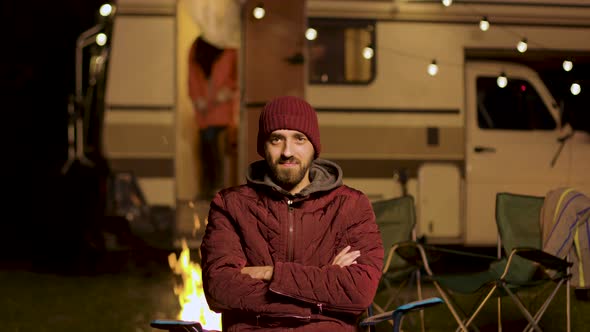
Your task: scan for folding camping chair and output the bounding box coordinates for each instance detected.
[490,193,572,332]
[370,195,426,330]
[398,192,572,332]
[151,297,445,332]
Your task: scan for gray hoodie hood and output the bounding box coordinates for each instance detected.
[246,158,343,197]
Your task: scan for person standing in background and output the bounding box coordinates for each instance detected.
[188,36,238,200]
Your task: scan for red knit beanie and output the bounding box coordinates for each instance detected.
[257,96,321,159]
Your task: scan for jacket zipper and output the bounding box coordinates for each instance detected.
[276,201,363,316]
[287,199,294,262]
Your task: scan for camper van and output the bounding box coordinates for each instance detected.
[303,1,590,245]
[101,0,590,247]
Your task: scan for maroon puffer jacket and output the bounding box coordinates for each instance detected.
[201,159,384,331]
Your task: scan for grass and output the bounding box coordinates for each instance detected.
[3,250,588,332]
[0,254,182,332]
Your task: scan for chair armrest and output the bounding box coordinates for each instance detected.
[512,247,572,272]
[385,241,436,276]
[150,320,203,332]
[360,297,444,326]
[387,241,496,277]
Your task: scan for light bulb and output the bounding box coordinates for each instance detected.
[99,4,113,17]
[96,33,107,46]
[362,46,374,59]
[305,28,317,41]
[517,38,528,53]
[479,17,490,31]
[427,60,439,76]
[571,83,581,96]
[252,5,265,19]
[563,60,573,72]
[442,0,452,7]
[497,73,508,88]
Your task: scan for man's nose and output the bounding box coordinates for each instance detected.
[281,140,294,158]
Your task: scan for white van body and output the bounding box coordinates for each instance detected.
[305,1,590,245]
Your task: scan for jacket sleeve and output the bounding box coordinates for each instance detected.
[201,193,308,315]
[200,193,269,312]
[268,192,384,315]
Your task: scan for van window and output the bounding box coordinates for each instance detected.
[476,77,556,130]
[308,18,376,85]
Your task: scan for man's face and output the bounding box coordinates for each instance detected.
[264,129,315,192]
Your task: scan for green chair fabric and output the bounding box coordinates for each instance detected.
[373,195,416,271]
[495,193,545,284]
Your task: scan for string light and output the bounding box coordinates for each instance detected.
[479,17,490,31]
[96,33,107,46]
[305,28,318,41]
[517,38,528,53]
[306,4,578,89]
[571,83,581,95]
[99,3,113,17]
[497,73,508,88]
[362,46,374,60]
[252,3,265,19]
[427,60,439,76]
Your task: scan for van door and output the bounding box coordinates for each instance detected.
[464,61,569,245]
[240,0,306,178]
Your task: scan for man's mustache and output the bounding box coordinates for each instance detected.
[278,157,300,164]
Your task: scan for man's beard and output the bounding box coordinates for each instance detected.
[267,156,312,191]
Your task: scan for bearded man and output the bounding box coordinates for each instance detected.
[200,95,384,331]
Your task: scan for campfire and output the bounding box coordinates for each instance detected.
[168,238,222,330]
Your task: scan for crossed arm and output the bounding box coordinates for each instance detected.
[241,245,361,280]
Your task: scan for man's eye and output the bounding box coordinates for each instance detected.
[296,136,307,142]
[270,137,281,143]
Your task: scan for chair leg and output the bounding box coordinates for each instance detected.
[497,296,502,332]
[392,311,404,332]
[374,269,424,329]
[431,281,470,332]
[500,284,542,332]
[417,270,425,332]
[460,284,499,331]
[383,278,410,310]
[566,257,571,332]
[365,305,376,332]
[566,278,570,332]
[524,278,566,331]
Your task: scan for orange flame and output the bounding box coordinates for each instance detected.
[169,239,221,330]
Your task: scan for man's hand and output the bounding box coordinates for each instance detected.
[241,266,274,281]
[332,245,361,267]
